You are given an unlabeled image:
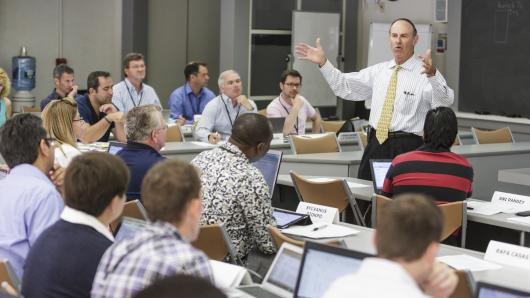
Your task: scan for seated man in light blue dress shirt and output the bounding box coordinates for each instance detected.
[168,62,215,125]
[112,52,161,112]
[195,69,256,144]
[0,114,64,278]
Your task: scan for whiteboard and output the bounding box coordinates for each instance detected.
[292,11,340,107]
[366,23,432,108]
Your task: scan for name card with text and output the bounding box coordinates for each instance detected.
[296,202,339,224]
[491,191,530,213]
[485,240,530,270]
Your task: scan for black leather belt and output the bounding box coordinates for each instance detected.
[367,127,418,138]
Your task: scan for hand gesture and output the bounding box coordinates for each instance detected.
[292,95,304,111]
[49,164,65,195]
[106,111,124,123]
[421,262,458,298]
[208,132,221,144]
[295,37,327,67]
[100,103,118,114]
[236,95,254,111]
[67,85,79,98]
[419,49,436,77]
[175,116,187,126]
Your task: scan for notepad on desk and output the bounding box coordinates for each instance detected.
[281,223,359,239]
[209,260,252,289]
[437,255,502,272]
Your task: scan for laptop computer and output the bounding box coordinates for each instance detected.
[252,150,283,197]
[268,117,286,134]
[369,159,392,195]
[107,141,126,155]
[113,216,147,242]
[236,242,304,298]
[475,281,530,298]
[294,241,373,298]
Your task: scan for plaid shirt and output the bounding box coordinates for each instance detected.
[91,221,212,298]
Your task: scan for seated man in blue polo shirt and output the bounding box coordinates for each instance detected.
[40,64,82,111]
[117,104,166,200]
[168,61,215,125]
[76,71,126,143]
[22,152,129,298]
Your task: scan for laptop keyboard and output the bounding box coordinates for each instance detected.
[239,286,283,298]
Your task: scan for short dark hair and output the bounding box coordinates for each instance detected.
[53,64,74,79]
[122,52,145,76]
[377,194,443,262]
[389,18,418,36]
[133,274,226,298]
[231,113,273,148]
[0,114,47,168]
[184,61,207,81]
[141,160,201,224]
[280,69,303,84]
[64,152,130,217]
[423,107,458,149]
[87,71,111,93]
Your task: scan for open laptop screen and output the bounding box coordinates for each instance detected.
[114,217,147,241]
[294,242,372,298]
[107,141,126,155]
[369,159,392,194]
[252,150,283,196]
[476,282,530,298]
[265,244,303,292]
[269,117,286,134]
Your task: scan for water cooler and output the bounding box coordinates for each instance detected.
[11,46,36,112]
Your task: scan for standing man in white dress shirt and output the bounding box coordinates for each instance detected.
[195,70,256,144]
[296,18,454,181]
[112,53,161,113]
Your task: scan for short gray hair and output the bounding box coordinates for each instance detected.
[125,104,163,142]
[218,69,238,87]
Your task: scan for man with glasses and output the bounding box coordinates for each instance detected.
[266,69,322,136]
[0,114,64,278]
[116,104,167,201]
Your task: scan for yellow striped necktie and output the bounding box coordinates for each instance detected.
[376,65,401,144]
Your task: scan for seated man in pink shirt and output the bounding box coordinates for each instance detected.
[266,70,322,136]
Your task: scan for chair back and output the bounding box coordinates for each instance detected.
[371,194,392,227]
[321,121,345,133]
[166,124,185,142]
[0,260,20,295]
[290,171,349,212]
[356,131,368,150]
[453,135,462,146]
[268,225,342,249]
[439,201,467,247]
[450,270,474,298]
[471,127,514,144]
[22,106,39,113]
[192,224,241,264]
[289,133,340,154]
[110,200,148,232]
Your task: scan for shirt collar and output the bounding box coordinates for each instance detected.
[9,164,53,184]
[279,94,293,108]
[60,206,115,241]
[388,55,419,71]
[185,82,203,96]
[125,78,143,93]
[125,141,162,155]
[146,220,185,241]
[221,142,248,161]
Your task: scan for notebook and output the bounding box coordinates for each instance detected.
[294,241,372,298]
[236,242,304,298]
[107,141,126,155]
[369,159,392,194]
[475,281,530,298]
[252,150,283,197]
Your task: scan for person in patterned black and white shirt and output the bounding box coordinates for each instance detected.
[191,113,276,262]
[296,18,454,181]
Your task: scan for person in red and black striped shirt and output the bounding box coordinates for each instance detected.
[382,107,473,204]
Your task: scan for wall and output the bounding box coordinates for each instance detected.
[0,0,122,105]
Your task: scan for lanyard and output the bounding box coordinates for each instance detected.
[124,80,143,107]
[279,96,299,134]
[220,95,240,128]
[183,86,200,115]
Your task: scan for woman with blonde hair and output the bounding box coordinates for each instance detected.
[42,97,83,167]
[0,68,13,126]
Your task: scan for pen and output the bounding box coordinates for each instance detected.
[466,207,474,210]
[312,225,327,232]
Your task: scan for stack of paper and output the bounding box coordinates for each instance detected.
[209,260,252,289]
[436,255,502,272]
[280,223,359,239]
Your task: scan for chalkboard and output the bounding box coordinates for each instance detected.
[459,0,530,118]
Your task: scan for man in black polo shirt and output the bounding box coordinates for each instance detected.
[76,71,126,143]
[40,64,81,111]
[117,104,166,200]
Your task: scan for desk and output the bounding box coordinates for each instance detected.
[279,142,530,200]
[342,224,530,293]
[498,168,530,187]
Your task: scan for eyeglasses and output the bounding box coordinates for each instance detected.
[284,83,301,88]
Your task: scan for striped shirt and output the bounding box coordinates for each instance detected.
[91,221,212,298]
[320,56,454,135]
[382,145,473,203]
[112,78,161,112]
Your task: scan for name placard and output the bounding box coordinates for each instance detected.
[491,191,530,212]
[296,202,339,224]
[484,240,530,270]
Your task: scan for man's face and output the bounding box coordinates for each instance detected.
[153,114,167,150]
[389,20,418,63]
[55,73,75,96]
[124,59,146,81]
[191,65,210,88]
[219,72,242,99]
[91,76,114,105]
[280,75,302,99]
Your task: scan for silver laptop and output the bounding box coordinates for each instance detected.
[252,150,283,197]
[236,243,304,298]
[369,159,392,194]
